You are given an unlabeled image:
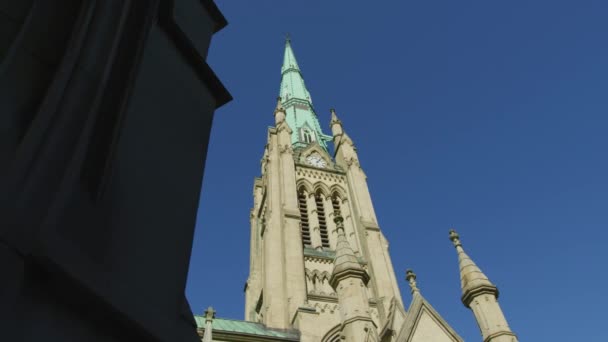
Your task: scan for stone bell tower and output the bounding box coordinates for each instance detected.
[243,38,408,342]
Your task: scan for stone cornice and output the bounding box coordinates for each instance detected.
[304,249,368,266]
[307,294,378,308]
[341,315,377,329]
[329,268,370,289]
[295,165,347,177]
[290,305,318,326]
[283,208,300,219]
[461,284,499,308]
[483,330,517,342]
[304,255,333,264]
[307,293,338,303]
[362,220,380,231]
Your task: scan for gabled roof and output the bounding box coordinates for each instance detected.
[396,294,463,342]
[194,316,300,341]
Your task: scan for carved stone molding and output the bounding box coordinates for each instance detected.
[279,144,293,155]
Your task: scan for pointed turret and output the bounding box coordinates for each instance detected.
[274,96,286,125]
[449,229,497,304]
[330,213,369,286]
[330,212,378,342]
[329,108,360,168]
[330,108,343,137]
[278,38,330,150]
[449,229,518,342]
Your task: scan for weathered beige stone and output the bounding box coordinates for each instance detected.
[410,311,456,342]
[234,101,517,341]
[242,106,470,341]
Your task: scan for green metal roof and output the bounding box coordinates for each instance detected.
[195,316,299,340]
[279,38,330,151]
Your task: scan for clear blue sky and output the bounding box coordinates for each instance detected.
[187,1,608,340]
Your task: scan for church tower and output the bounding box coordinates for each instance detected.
[197,37,518,342]
[244,38,408,342]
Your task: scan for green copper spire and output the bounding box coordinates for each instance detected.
[279,38,330,150]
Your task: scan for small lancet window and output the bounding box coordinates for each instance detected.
[298,188,312,247]
[302,128,315,143]
[316,193,330,248]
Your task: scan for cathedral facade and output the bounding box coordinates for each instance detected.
[196,39,517,342]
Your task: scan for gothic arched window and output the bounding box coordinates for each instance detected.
[298,188,312,247]
[315,192,330,248]
[301,128,315,143]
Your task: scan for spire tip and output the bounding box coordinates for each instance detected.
[330,108,340,124]
[274,96,284,112]
[449,229,461,247]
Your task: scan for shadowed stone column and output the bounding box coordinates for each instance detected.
[0,1,230,341]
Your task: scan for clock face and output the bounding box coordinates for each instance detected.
[306,153,327,168]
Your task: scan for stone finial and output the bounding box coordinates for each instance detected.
[448,229,498,307]
[204,306,216,322]
[329,209,369,289]
[330,108,341,125]
[448,235,517,340]
[449,229,462,247]
[405,269,420,294]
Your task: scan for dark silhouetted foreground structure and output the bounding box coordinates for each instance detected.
[0,1,230,341]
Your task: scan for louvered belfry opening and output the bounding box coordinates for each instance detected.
[315,193,330,248]
[298,189,312,247]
